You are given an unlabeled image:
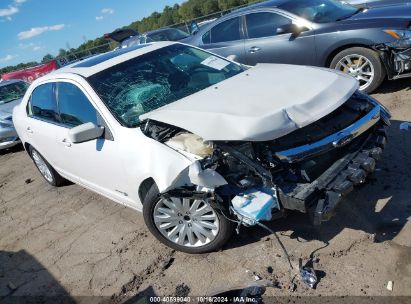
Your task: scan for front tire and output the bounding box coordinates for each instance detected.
[143,184,233,253]
[330,47,385,93]
[29,146,66,187]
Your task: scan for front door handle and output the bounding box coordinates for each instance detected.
[61,138,72,147]
[26,127,33,134]
[248,46,261,53]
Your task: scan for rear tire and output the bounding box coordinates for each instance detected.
[330,47,385,93]
[143,184,233,253]
[29,146,66,187]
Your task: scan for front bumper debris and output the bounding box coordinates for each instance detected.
[374,44,411,80]
[278,120,388,225]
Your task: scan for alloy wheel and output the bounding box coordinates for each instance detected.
[153,197,220,247]
[335,54,375,91]
[32,150,54,183]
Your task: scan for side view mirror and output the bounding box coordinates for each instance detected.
[68,122,104,144]
[276,23,308,35]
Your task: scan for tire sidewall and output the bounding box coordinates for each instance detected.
[29,147,57,186]
[330,47,385,93]
[142,185,233,254]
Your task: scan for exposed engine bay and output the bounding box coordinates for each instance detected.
[141,91,390,226]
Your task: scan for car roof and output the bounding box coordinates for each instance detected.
[47,41,176,79]
[226,0,286,16]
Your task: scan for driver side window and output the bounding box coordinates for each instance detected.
[56,82,98,127]
[245,12,292,39]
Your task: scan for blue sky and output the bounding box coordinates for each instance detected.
[0,0,184,68]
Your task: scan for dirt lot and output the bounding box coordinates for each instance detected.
[1,78,411,302]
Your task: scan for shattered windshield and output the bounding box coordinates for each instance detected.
[0,81,29,105]
[88,44,243,127]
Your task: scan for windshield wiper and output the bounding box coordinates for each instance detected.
[336,8,363,21]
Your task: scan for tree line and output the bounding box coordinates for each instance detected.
[0,0,259,75]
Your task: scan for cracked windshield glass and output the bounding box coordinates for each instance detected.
[88,44,243,127]
[0,82,29,105]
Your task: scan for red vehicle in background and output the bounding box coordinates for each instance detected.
[1,60,58,83]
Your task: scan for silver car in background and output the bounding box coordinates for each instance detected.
[0,79,28,150]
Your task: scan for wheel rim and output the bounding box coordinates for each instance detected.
[153,197,220,247]
[335,54,375,91]
[32,150,53,183]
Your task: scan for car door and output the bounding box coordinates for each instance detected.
[199,16,247,63]
[53,81,132,204]
[243,11,316,66]
[26,82,70,171]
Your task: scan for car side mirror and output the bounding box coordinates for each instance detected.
[68,122,104,144]
[276,24,308,35]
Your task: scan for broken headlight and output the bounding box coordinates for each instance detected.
[384,29,411,49]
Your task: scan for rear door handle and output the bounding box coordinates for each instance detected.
[248,46,261,53]
[26,127,33,134]
[61,138,72,147]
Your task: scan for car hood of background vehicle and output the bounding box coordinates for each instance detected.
[139,64,358,142]
[348,4,411,21]
[0,98,22,120]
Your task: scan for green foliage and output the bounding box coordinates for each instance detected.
[0,61,39,75]
[1,0,260,76]
[41,54,54,63]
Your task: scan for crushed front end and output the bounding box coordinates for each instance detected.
[375,30,411,80]
[142,91,390,226]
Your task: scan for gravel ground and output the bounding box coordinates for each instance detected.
[0,78,410,303]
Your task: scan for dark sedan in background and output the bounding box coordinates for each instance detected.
[185,0,411,92]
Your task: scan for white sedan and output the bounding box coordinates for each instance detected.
[13,42,389,253]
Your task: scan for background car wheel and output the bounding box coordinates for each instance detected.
[143,184,233,253]
[29,146,66,187]
[330,47,386,93]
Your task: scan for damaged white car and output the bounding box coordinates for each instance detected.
[13,42,390,253]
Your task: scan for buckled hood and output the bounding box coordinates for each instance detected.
[140,64,358,141]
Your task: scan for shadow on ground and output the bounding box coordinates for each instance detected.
[225,120,411,249]
[374,78,411,94]
[0,144,24,156]
[0,250,75,303]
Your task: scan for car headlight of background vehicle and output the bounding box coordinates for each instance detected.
[384,29,411,49]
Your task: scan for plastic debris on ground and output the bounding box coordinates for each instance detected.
[387,280,394,291]
[400,122,411,131]
[231,188,279,225]
[245,270,262,281]
[299,258,318,289]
